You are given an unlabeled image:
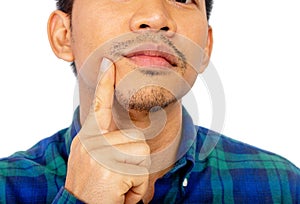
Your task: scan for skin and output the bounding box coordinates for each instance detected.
[48,0,213,203]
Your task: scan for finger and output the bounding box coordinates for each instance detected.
[80,131,151,171]
[115,149,151,171]
[112,173,148,204]
[103,129,146,145]
[124,175,149,204]
[78,129,145,150]
[80,58,115,136]
[93,57,115,133]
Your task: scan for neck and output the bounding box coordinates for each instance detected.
[130,102,182,204]
[128,101,182,152]
[79,91,183,172]
[80,97,183,203]
[128,101,182,174]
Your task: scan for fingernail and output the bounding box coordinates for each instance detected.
[99,57,113,73]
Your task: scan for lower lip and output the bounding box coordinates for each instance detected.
[127,55,172,68]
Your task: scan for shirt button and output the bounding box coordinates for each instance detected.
[182,178,188,187]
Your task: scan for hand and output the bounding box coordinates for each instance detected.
[65,58,151,204]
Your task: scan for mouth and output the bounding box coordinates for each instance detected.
[123,44,179,69]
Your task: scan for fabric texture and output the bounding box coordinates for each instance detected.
[0,108,299,203]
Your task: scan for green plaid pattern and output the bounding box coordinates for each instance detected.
[0,107,299,203]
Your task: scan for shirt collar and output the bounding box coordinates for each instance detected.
[65,107,81,156]
[66,106,198,176]
[163,106,197,178]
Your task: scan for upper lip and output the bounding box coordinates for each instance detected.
[123,44,179,67]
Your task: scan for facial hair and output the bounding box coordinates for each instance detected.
[109,32,187,112]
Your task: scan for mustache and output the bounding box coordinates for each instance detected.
[77,31,203,89]
[107,32,187,69]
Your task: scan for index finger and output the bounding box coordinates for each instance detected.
[93,57,116,133]
[80,57,116,135]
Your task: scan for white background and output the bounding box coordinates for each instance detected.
[0,0,299,167]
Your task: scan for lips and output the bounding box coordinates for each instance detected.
[123,44,179,68]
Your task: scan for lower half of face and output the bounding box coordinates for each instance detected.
[113,57,198,112]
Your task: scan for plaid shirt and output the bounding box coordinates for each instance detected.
[0,108,299,203]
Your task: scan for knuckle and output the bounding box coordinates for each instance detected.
[142,143,151,155]
[120,129,145,141]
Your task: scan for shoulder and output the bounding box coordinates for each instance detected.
[194,126,300,199]
[0,128,69,174]
[0,128,70,202]
[0,127,70,180]
[196,126,299,170]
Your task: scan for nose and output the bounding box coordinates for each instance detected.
[129,1,177,37]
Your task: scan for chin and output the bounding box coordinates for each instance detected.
[114,86,179,112]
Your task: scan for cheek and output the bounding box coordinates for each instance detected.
[176,12,208,47]
[185,27,207,49]
[184,65,198,87]
[71,5,130,69]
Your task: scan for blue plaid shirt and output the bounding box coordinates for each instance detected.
[0,107,299,203]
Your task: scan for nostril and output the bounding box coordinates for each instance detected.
[139,24,169,31]
[161,26,169,31]
[139,24,150,29]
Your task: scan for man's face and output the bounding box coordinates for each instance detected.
[70,0,212,112]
